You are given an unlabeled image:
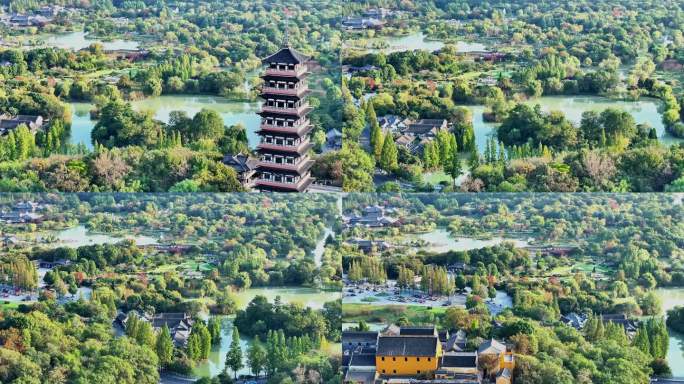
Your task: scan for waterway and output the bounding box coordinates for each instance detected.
[34,31,139,51]
[655,287,684,378]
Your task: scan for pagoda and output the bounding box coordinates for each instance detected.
[254,28,314,192]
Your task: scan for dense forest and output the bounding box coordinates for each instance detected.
[0,193,343,383]
[342,193,684,383]
[0,0,346,191]
[342,0,684,192]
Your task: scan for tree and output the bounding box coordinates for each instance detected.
[247,335,266,377]
[337,144,375,192]
[144,77,163,96]
[367,101,383,160]
[448,138,462,188]
[186,332,202,361]
[92,100,160,148]
[207,317,222,345]
[189,109,225,142]
[379,134,398,172]
[155,325,174,369]
[225,326,243,379]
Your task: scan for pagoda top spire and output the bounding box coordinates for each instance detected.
[282,7,292,47]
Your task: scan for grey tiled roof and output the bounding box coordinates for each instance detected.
[263,46,309,64]
[441,352,477,368]
[377,336,438,357]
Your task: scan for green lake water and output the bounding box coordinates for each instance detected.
[468,95,684,154]
[51,225,158,247]
[193,287,341,379]
[35,31,139,51]
[655,287,684,378]
[68,95,261,149]
[406,228,529,254]
[363,32,486,54]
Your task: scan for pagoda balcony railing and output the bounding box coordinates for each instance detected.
[260,103,311,116]
[257,157,314,173]
[264,66,308,77]
[261,85,309,97]
[258,120,311,135]
[255,175,313,191]
[257,139,312,153]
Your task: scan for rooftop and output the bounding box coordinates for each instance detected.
[263,46,309,65]
[441,352,478,369]
[399,326,437,336]
[377,335,439,357]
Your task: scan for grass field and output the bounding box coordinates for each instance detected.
[423,170,452,185]
[343,303,447,325]
[149,260,213,274]
[0,301,20,310]
[548,260,613,276]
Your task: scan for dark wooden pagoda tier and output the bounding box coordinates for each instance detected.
[254,44,315,192]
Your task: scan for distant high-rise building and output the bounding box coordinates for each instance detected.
[254,39,314,192]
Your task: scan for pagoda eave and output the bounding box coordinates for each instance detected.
[256,159,315,174]
[255,176,314,192]
[257,142,313,155]
[256,124,313,137]
[257,106,312,117]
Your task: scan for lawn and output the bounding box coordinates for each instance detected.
[0,301,20,310]
[423,170,452,185]
[548,260,612,276]
[343,303,447,325]
[148,259,213,274]
[179,260,214,272]
[148,264,180,273]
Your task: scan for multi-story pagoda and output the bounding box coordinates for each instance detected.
[254,38,314,192]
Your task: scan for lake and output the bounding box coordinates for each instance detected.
[193,286,341,378]
[406,228,529,254]
[364,32,486,54]
[468,95,684,154]
[656,287,684,378]
[35,31,139,51]
[68,96,261,149]
[51,225,158,248]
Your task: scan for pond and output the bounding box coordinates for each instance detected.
[192,316,252,378]
[193,286,341,379]
[50,225,159,248]
[468,95,684,154]
[69,102,95,150]
[405,228,529,254]
[68,96,261,149]
[35,31,139,51]
[364,32,486,54]
[655,287,684,378]
[467,105,498,154]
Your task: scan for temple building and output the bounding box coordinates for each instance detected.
[376,326,442,376]
[254,38,314,192]
[341,325,510,384]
